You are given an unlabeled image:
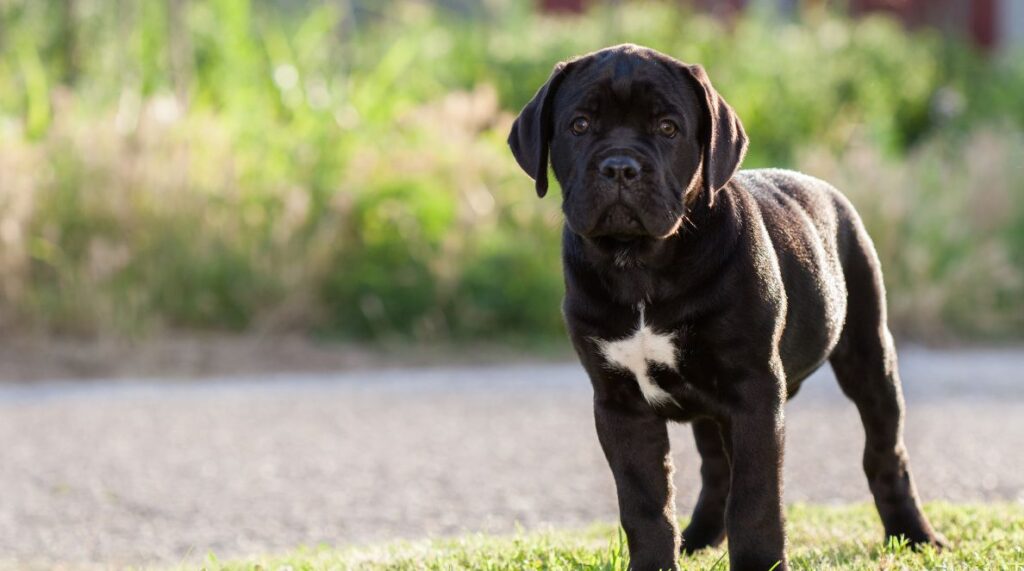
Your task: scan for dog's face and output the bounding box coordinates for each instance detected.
[509,45,748,258]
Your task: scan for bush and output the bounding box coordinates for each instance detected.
[799,128,1024,340]
[0,0,1021,341]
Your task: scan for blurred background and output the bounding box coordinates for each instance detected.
[1,0,1023,568]
[0,0,1022,357]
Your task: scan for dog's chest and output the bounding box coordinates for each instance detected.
[594,304,682,406]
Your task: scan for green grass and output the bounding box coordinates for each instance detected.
[205,503,1024,570]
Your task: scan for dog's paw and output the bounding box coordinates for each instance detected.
[679,525,726,555]
[887,530,950,552]
[916,532,950,551]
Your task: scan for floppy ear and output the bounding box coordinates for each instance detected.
[683,64,748,208]
[508,62,573,198]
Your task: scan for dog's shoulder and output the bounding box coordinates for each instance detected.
[732,168,839,202]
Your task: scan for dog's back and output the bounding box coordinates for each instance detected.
[728,168,882,387]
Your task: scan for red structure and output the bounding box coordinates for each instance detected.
[540,0,587,13]
[969,0,996,49]
[539,0,1017,52]
[850,0,997,50]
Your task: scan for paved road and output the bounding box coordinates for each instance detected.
[0,347,1022,568]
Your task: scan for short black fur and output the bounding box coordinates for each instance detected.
[508,44,944,571]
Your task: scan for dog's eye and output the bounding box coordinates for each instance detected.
[658,120,678,138]
[571,117,590,135]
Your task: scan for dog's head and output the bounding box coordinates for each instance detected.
[509,44,747,256]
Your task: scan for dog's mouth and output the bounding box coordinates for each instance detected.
[592,234,645,249]
[580,204,661,261]
[589,233,656,265]
[588,203,648,237]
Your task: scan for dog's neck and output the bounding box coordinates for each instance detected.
[563,187,742,307]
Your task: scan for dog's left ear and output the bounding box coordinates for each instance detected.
[508,61,574,198]
[681,64,748,208]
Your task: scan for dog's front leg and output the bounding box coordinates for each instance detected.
[725,372,788,571]
[594,398,679,571]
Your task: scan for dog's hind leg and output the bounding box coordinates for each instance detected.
[829,229,945,548]
[680,418,731,554]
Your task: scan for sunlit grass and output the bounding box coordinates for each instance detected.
[206,503,1024,570]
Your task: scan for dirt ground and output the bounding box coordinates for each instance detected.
[1,345,1022,568]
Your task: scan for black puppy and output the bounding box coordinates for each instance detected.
[508,44,944,571]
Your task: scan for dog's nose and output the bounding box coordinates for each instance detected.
[599,156,641,183]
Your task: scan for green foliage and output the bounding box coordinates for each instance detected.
[456,229,565,338]
[204,503,1024,570]
[323,180,454,338]
[801,128,1024,340]
[0,1,1022,341]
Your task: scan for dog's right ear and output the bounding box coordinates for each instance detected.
[508,61,574,198]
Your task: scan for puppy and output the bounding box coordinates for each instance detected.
[508,44,944,571]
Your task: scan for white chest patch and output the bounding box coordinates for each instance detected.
[596,304,679,406]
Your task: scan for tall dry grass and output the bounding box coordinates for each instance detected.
[799,128,1024,340]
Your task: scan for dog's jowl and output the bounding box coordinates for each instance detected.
[508,44,944,571]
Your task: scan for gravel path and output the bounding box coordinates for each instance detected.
[1,347,1022,568]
